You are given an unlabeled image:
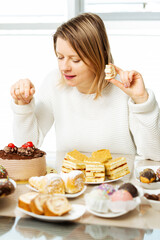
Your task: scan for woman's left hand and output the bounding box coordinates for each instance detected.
[108,64,148,104]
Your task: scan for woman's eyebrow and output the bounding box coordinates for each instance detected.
[56,51,79,57]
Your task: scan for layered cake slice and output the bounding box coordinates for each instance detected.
[85,158,105,183]
[62,149,87,173]
[91,149,112,163]
[0,142,46,181]
[105,157,130,180]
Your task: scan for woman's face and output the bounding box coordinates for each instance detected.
[56,37,96,93]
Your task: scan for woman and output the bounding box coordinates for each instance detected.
[10,13,160,160]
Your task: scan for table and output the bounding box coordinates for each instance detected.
[0,152,160,240]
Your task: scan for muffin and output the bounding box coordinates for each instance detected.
[118,182,138,197]
[139,168,156,183]
[85,183,115,213]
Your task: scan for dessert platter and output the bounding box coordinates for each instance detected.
[26,170,87,198]
[17,204,86,222]
[85,182,142,218]
[61,149,130,184]
[134,165,160,189]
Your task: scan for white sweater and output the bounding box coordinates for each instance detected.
[11,69,160,161]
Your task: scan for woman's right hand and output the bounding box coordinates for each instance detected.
[10,79,35,105]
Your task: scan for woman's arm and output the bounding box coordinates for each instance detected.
[129,89,160,161]
[11,72,55,147]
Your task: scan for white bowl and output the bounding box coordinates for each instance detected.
[143,189,160,210]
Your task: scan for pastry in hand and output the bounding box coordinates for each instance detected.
[43,196,71,216]
[140,168,156,183]
[29,173,65,194]
[105,65,117,80]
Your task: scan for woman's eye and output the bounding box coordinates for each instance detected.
[73,60,80,63]
[57,56,63,60]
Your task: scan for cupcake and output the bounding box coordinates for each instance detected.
[85,184,115,213]
[108,189,138,213]
[118,183,138,198]
[139,168,156,183]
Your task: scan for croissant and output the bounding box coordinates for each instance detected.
[28,173,65,194]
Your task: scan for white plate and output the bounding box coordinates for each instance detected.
[86,198,140,218]
[0,178,16,198]
[17,204,86,222]
[85,175,126,185]
[134,165,160,189]
[26,184,87,198]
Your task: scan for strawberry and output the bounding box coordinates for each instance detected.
[8,143,15,148]
[26,141,34,147]
[22,144,27,148]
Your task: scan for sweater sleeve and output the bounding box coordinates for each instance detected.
[11,71,56,147]
[129,89,160,161]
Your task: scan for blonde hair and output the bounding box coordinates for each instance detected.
[53,12,113,99]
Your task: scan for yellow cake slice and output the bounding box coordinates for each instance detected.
[91,149,112,163]
[105,157,130,180]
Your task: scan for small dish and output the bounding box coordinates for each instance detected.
[26,184,87,198]
[143,189,160,210]
[134,166,160,189]
[85,175,127,185]
[86,198,140,218]
[17,204,86,222]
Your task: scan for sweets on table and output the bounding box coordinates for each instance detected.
[61,149,130,182]
[29,171,85,194]
[118,182,138,198]
[0,165,9,179]
[0,178,15,197]
[18,192,72,216]
[144,193,160,201]
[29,173,65,194]
[0,142,46,181]
[62,149,87,174]
[85,157,105,183]
[156,167,160,181]
[85,183,116,213]
[60,170,85,194]
[91,149,112,163]
[139,168,156,183]
[105,157,130,180]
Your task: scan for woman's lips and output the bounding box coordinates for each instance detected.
[64,74,76,80]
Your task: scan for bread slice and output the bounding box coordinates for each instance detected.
[43,196,71,216]
[18,192,39,212]
[30,193,51,215]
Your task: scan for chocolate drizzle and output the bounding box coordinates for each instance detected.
[0,144,46,160]
[140,168,156,180]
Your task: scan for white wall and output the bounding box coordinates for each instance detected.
[0,20,160,152]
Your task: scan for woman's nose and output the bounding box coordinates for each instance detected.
[61,59,71,71]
